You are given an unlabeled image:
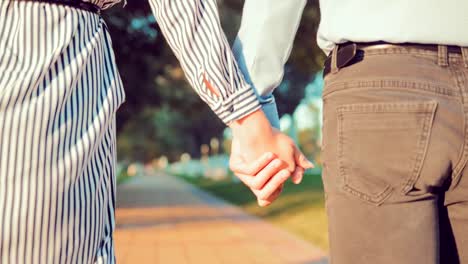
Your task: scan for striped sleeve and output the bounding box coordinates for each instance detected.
[147,0,261,125]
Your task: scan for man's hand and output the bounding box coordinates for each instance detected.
[229,110,312,173]
[228,109,314,206]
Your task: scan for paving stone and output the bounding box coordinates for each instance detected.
[114,173,328,264]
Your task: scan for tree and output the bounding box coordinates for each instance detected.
[102,0,325,162]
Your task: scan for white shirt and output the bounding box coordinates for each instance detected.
[318,0,468,54]
[95,0,468,125]
[233,0,468,127]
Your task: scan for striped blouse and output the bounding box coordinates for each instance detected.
[92,0,262,124]
[0,1,263,263]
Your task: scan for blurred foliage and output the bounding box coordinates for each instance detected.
[102,0,325,162]
[297,102,323,163]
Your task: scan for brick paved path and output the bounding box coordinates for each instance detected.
[114,172,328,264]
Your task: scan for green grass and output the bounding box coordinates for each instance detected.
[178,170,329,250]
[116,165,133,185]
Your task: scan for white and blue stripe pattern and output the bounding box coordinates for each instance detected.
[148,0,261,124]
[0,1,124,263]
[95,0,262,124]
[0,0,261,263]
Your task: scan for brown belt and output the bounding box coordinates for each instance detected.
[15,0,101,14]
[323,41,464,78]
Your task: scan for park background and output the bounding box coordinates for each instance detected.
[104,0,330,259]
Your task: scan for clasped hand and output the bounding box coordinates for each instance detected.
[229,110,314,207]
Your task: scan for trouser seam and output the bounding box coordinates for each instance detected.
[450,68,468,187]
[323,79,461,98]
[403,102,438,194]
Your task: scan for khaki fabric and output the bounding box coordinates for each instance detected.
[321,46,468,264]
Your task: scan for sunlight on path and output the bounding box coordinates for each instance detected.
[114,173,328,264]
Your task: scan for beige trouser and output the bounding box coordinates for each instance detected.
[321,44,468,264]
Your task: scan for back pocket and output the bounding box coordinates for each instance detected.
[336,100,438,205]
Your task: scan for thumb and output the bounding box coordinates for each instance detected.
[229,147,244,167]
[294,146,315,169]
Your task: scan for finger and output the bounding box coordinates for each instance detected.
[230,152,276,175]
[235,158,282,189]
[257,169,291,201]
[293,147,315,169]
[258,199,271,207]
[258,184,284,207]
[291,166,305,184]
[235,172,255,188]
[249,159,284,190]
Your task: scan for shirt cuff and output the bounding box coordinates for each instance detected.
[212,85,262,125]
[260,94,281,129]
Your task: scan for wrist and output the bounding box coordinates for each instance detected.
[229,109,274,142]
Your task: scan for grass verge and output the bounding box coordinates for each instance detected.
[177,170,329,250]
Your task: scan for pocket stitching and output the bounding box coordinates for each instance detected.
[337,110,393,205]
[336,100,438,205]
[401,101,438,194]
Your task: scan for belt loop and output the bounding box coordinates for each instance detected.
[331,44,340,74]
[462,47,468,68]
[437,45,449,67]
